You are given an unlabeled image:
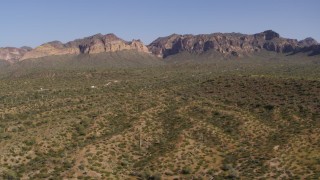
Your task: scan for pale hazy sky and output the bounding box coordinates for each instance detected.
[1,0,319,47]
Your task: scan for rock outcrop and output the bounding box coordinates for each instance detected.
[0,47,32,62]
[298,37,318,47]
[148,30,316,58]
[21,33,149,60]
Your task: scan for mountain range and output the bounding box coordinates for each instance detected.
[0,30,319,63]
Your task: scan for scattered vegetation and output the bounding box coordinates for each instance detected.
[0,52,319,179]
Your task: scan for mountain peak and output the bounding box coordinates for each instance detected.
[44,41,64,47]
[262,30,280,40]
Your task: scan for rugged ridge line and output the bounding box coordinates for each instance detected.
[0,30,319,62]
[147,30,319,58]
[20,33,149,60]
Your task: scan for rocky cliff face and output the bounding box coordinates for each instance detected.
[293,44,320,56]
[0,47,32,62]
[148,30,318,58]
[21,34,149,60]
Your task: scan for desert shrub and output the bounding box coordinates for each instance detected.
[0,133,12,139]
[181,166,192,174]
[2,169,18,180]
[140,171,162,180]
[23,138,36,146]
[76,124,86,136]
[264,104,274,111]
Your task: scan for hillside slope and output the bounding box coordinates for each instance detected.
[0,50,164,77]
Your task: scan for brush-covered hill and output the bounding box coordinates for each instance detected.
[0,50,164,78]
[0,52,319,179]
